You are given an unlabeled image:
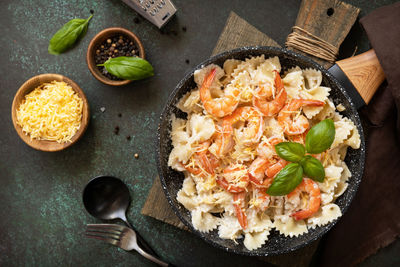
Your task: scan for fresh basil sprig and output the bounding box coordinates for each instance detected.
[305,119,335,154]
[300,155,325,182]
[268,119,335,195]
[98,56,154,80]
[48,15,93,55]
[275,142,305,162]
[267,163,303,196]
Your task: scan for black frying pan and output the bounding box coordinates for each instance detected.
[156,46,369,256]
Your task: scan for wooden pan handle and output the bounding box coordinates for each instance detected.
[336,49,385,104]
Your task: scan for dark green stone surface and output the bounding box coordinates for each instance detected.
[0,0,398,266]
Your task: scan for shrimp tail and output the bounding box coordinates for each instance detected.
[203,68,217,90]
[234,193,248,229]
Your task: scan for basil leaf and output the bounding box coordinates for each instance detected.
[100,56,154,80]
[300,155,325,182]
[275,142,305,162]
[305,119,335,154]
[48,15,93,55]
[266,163,303,196]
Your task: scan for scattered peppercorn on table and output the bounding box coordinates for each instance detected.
[0,0,398,266]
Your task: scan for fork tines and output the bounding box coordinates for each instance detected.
[85,224,125,245]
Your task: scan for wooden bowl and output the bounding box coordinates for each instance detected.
[86,27,146,86]
[11,74,90,152]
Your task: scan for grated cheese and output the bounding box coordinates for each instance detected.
[16,81,83,143]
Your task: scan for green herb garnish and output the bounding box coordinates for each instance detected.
[305,119,335,154]
[97,56,154,81]
[275,142,305,162]
[48,15,93,55]
[267,119,335,195]
[267,163,303,196]
[300,155,325,182]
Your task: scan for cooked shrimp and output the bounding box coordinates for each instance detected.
[289,131,307,144]
[256,137,282,158]
[249,137,283,185]
[288,178,321,220]
[216,164,249,193]
[211,121,235,157]
[212,106,263,157]
[225,106,264,145]
[233,192,247,229]
[265,157,288,178]
[278,99,325,135]
[185,142,219,177]
[253,70,287,116]
[249,157,287,189]
[253,187,270,211]
[199,68,240,118]
[248,157,270,186]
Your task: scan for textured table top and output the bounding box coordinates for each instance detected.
[0,0,398,266]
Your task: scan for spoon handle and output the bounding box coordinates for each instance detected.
[124,220,159,257]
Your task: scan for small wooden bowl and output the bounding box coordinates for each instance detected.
[86,27,146,86]
[11,74,90,152]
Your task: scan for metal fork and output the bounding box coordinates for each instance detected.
[86,224,169,266]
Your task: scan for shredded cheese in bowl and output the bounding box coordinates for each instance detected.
[16,81,83,143]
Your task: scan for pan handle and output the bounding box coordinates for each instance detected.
[335,49,385,105]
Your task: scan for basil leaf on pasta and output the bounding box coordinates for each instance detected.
[275,142,305,162]
[267,163,303,196]
[305,119,335,154]
[300,155,325,182]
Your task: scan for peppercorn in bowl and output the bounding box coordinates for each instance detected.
[86,27,145,86]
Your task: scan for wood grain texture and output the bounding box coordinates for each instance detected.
[11,74,90,152]
[287,0,360,68]
[212,12,280,55]
[336,49,385,104]
[141,176,188,230]
[142,11,318,267]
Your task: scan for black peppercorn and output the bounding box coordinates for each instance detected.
[95,34,140,80]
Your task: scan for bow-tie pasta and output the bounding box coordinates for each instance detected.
[168,56,361,250]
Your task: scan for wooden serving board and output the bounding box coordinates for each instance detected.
[287,0,360,68]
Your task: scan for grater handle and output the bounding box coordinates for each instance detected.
[121,0,177,28]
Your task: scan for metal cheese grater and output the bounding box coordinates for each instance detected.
[121,0,177,28]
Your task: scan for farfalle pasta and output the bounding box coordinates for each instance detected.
[168,56,360,250]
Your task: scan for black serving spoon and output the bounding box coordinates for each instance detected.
[82,175,158,257]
